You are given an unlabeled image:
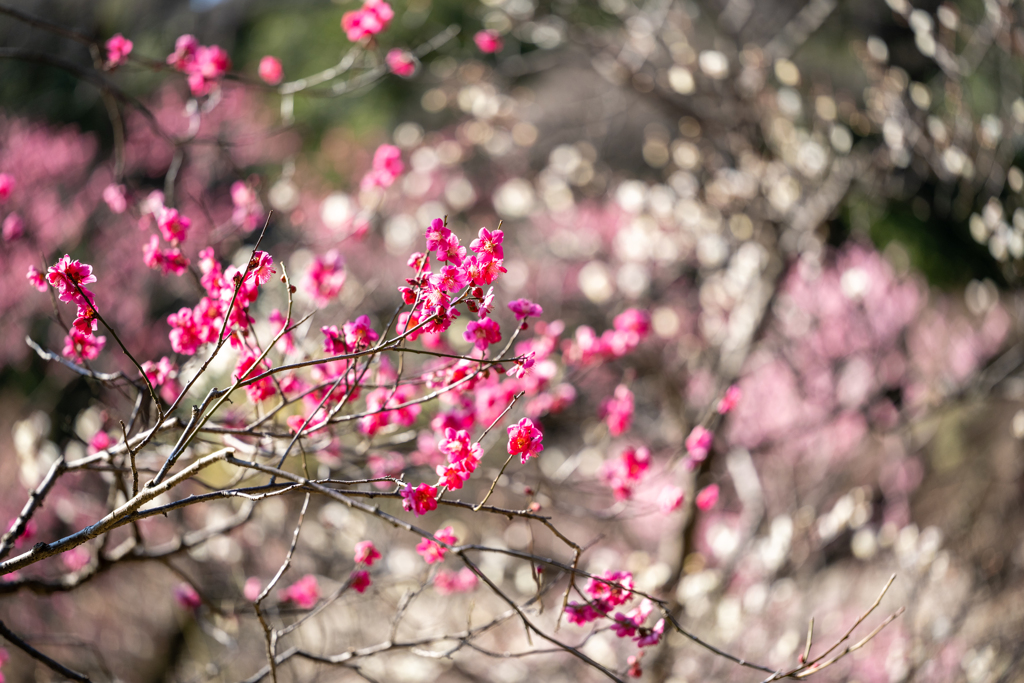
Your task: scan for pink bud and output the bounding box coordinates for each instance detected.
[695,484,720,511]
[474,29,504,54]
[259,55,283,85]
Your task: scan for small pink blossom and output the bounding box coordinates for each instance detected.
[0,173,14,202]
[507,418,544,463]
[157,207,191,244]
[386,49,417,77]
[244,577,262,601]
[470,227,504,262]
[601,445,649,500]
[360,144,404,191]
[508,298,543,322]
[354,540,381,566]
[2,213,23,241]
[167,34,198,71]
[105,33,133,68]
[342,0,394,42]
[350,569,372,593]
[685,425,712,462]
[89,431,112,454]
[249,251,276,285]
[401,482,438,515]
[258,55,283,85]
[464,316,502,350]
[425,218,451,252]
[303,250,347,305]
[343,315,379,348]
[717,385,742,414]
[173,583,202,610]
[695,484,719,511]
[63,329,106,362]
[231,180,264,232]
[585,570,634,607]
[279,574,319,609]
[47,255,97,304]
[565,601,603,625]
[143,236,189,276]
[635,618,665,647]
[658,485,685,513]
[434,567,478,594]
[474,29,504,54]
[26,265,47,292]
[103,183,127,213]
[416,526,457,564]
[601,384,634,436]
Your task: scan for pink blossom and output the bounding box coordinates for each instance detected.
[102,183,127,213]
[26,265,47,292]
[341,0,394,41]
[430,264,469,293]
[474,30,504,54]
[249,251,276,285]
[279,574,319,609]
[658,485,685,513]
[63,328,106,362]
[2,213,23,241]
[416,526,457,564]
[167,34,198,71]
[143,235,190,276]
[695,484,719,511]
[386,49,417,77]
[635,618,665,647]
[47,255,97,304]
[343,315,379,348]
[464,317,502,350]
[717,385,742,414]
[188,45,231,96]
[470,227,504,262]
[258,55,283,85]
[401,482,438,515]
[89,431,112,454]
[601,445,650,500]
[627,653,644,678]
[0,173,13,201]
[243,577,262,601]
[425,218,451,252]
[62,547,90,572]
[303,250,347,305]
[142,356,176,387]
[507,417,544,463]
[438,428,483,464]
[508,298,543,322]
[231,180,264,231]
[234,351,275,403]
[585,570,634,607]
[434,567,478,594]
[173,583,202,610]
[435,232,467,266]
[685,425,712,462]
[157,207,191,244]
[349,569,372,593]
[354,540,382,566]
[360,144,404,191]
[565,601,603,625]
[105,33,133,68]
[601,384,634,436]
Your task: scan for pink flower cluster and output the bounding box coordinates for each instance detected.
[360,144,404,191]
[45,255,107,362]
[105,33,133,68]
[507,417,544,464]
[143,235,189,276]
[416,526,457,564]
[142,356,180,403]
[433,567,478,594]
[279,574,319,609]
[166,34,231,97]
[435,428,483,490]
[564,308,650,365]
[386,49,417,77]
[564,571,664,648]
[401,482,439,516]
[601,384,634,436]
[341,0,394,42]
[303,250,347,305]
[601,445,650,500]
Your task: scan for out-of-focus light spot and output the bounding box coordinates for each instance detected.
[651,307,680,338]
[668,66,695,94]
[698,50,729,79]
[393,122,424,149]
[578,260,614,303]
[866,36,889,62]
[773,59,800,86]
[421,88,447,112]
[320,192,354,231]
[493,178,535,218]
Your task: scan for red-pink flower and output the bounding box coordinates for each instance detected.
[231,181,264,231]
[464,317,502,350]
[470,227,504,262]
[343,315,379,348]
[585,570,634,607]
[167,34,198,71]
[635,618,665,647]
[188,45,231,96]
[508,298,543,322]
[354,540,382,566]
[303,250,347,305]
[685,425,712,462]
[258,55,283,85]
[26,265,47,292]
[157,207,191,244]
[425,218,451,252]
[173,583,202,610]
[143,236,190,276]
[105,33,133,68]
[349,569,372,593]
[438,428,482,464]
[249,251,276,285]
[102,183,127,213]
[47,255,97,304]
[601,384,634,436]
[434,567,478,594]
[401,482,438,515]
[63,329,106,362]
[234,351,275,403]
[360,143,404,191]
[565,601,603,625]
[0,173,14,201]
[695,484,719,511]
[507,417,544,463]
[601,445,649,500]
[279,574,319,609]
[386,49,417,77]
[717,385,742,414]
[416,526,457,564]
[341,0,394,42]
[474,29,504,54]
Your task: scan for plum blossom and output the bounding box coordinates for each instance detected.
[157,207,191,244]
[717,385,742,414]
[508,298,543,322]
[102,183,127,213]
[464,317,502,350]
[234,351,275,403]
[470,227,504,262]
[248,251,276,285]
[434,568,478,594]
[601,384,634,436]
[47,255,97,304]
[354,540,381,566]
[658,485,685,513]
[401,482,438,515]
[343,315,379,348]
[685,425,712,462]
[507,418,544,463]
[585,570,634,607]
[105,34,133,68]
[258,55,283,85]
[244,577,262,601]
[26,265,47,292]
[361,143,404,191]
[279,574,319,609]
[635,618,665,647]
[342,0,394,42]
[303,250,347,305]
[349,570,371,593]
[167,35,230,96]
[386,49,417,77]
[143,235,189,276]
[695,484,720,511]
[474,29,504,53]
[416,526,458,564]
[231,180,264,231]
[601,445,650,500]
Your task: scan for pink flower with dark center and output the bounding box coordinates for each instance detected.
[438,428,482,463]
[474,29,504,54]
[425,218,451,252]
[464,317,502,351]
[435,233,467,266]
[143,236,189,276]
[47,255,97,304]
[248,251,276,285]
[635,618,665,647]
[349,569,371,593]
[26,265,47,292]
[142,356,176,387]
[470,227,504,262]
[354,540,381,566]
[695,484,719,511]
[258,55,283,85]
[585,570,634,607]
[157,207,191,244]
[386,49,417,77]
[279,574,319,609]
[464,255,506,286]
[105,33,133,68]
[508,298,543,322]
[565,601,602,625]
[103,183,127,213]
[400,482,438,515]
[430,264,469,293]
[507,417,544,463]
